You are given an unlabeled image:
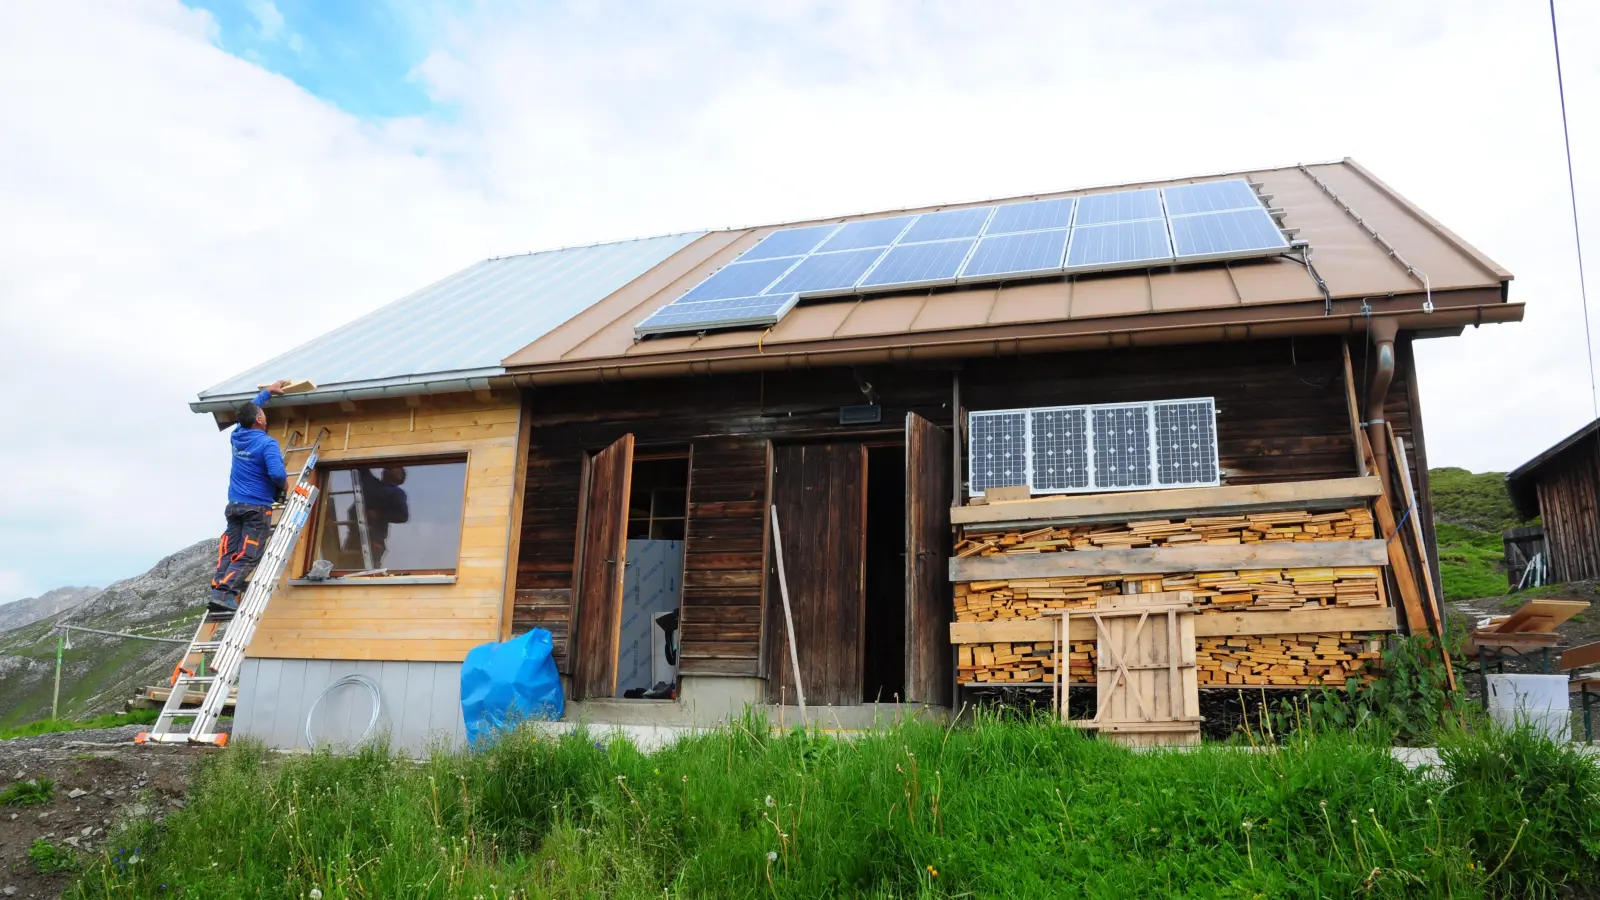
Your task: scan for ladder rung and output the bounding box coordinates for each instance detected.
[174,675,218,686]
[189,642,224,652]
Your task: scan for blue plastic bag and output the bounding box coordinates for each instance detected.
[460,628,564,747]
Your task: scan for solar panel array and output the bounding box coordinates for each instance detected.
[967,398,1220,497]
[636,179,1289,337]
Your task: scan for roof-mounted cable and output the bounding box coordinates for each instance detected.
[1298,164,1433,314]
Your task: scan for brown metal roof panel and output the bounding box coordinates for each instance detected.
[764,298,859,343]
[909,290,1001,331]
[833,294,928,337]
[1229,258,1324,306]
[1068,272,1157,319]
[1150,267,1242,312]
[986,281,1071,326]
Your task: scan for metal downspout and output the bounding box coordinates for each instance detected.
[1365,318,1399,484]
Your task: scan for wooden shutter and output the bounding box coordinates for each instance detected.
[571,434,634,699]
[905,413,953,705]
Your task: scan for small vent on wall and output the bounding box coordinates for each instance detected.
[839,404,883,425]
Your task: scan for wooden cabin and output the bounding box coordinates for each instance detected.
[192,159,1518,752]
[1508,420,1600,583]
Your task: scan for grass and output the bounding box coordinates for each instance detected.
[1436,523,1510,601]
[68,715,1600,900]
[1428,468,1525,533]
[1,777,54,807]
[0,708,159,741]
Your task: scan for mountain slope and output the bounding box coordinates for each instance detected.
[0,539,215,726]
[1428,467,1530,601]
[0,585,101,633]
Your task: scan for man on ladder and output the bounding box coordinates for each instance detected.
[209,379,293,613]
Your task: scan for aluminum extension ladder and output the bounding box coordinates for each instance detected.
[137,432,325,746]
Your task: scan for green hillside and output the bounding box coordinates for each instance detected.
[1428,467,1528,601]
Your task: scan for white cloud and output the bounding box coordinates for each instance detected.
[247,0,284,42]
[0,0,1595,600]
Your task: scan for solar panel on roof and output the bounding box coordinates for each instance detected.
[1169,208,1288,259]
[984,197,1075,235]
[859,239,974,288]
[634,293,799,336]
[1153,399,1218,486]
[819,215,917,252]
[900,207,993,243]
[960,229,1068,280]
[1074,188,1163,225]
[1066,220,1172,269]
[1161,179,1261,216]
[679,257,797,303]
[767,248,884,296]
[740,224,841,261]
[967,410,1029,496]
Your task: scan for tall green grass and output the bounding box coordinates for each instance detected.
[71,716,1599,899]
[0,707,158,741]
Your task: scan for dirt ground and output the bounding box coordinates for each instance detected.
[0,726,212,899]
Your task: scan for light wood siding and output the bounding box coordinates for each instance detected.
[251,393,523,662]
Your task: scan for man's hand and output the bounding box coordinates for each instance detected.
[266,379,294,395]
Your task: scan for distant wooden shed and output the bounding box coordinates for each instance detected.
[1508,421,1600,582]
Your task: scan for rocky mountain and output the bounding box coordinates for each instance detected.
[0,539,216,727]
[0,586,101,634]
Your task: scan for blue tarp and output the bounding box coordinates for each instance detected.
[460,628,564,746]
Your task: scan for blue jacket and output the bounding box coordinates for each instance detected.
[228,389,287,506]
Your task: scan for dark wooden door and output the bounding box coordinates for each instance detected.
[905,414,953,705]
[766,443,867,706]
[571,434,634,699]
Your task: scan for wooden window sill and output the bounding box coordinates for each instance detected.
[288,575,458,587]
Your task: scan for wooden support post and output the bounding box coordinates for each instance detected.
[1342,339,1367,476]
[1362,434,1431,634]
[770,505,808,724]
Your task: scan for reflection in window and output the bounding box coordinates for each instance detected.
[312,459,467,575]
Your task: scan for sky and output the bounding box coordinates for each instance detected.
[0,0,1596,603]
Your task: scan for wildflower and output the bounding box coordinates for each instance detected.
[927,865,938,878]
[1468,862,1475,870]
[310,891,323,900]
[1241,820,1253,832]
[682,775,688,783]
[767,851,778,862]
[616,775,626,784]
[765,795,776,808]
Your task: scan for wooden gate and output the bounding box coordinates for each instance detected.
[1057,591,1201,746]
[571,434,634,699]
[905,414,953,706]
[765,443,867,706]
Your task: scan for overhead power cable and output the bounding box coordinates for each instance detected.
[1550,0,1598,420]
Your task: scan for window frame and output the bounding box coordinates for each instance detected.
[297,451,471,583]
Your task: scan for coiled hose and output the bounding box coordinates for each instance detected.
[304,674,383,750]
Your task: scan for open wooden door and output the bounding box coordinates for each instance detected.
[571,434,634,699]
[766,443,867,706]
[905,414,953,706]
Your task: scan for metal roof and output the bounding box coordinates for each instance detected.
[502,159,1518,384]
[1506,417,1600,518]
[191,232,705,412]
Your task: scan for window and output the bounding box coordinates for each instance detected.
[309,457,468,576]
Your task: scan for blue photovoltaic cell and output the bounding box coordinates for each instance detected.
[985,197,1075,235]
[636,294,797,331]
[859,239,974,287]
[767,248,884,295]
[818,215,916,252]
[961,229,1068,278]
[900,207,993,243]
[1161,179,1260,216]
[1066,220,1172,268]
[1073,188,1164,226]
[680,257,796,302]
[740,224,840,261]
[1169,208,1288,258]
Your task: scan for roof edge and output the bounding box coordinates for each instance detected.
[189,367,508,414]
[1338,157,1513,290]
[1507,418,1600,486]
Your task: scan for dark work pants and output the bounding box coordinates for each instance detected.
[211,503,271,596]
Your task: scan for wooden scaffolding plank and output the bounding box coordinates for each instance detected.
[952,477,1382,528]
[949,606,1397,644]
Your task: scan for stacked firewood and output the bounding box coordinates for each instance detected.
[954,508,1374,557]
[953,567,1384,621]
[958,639,1095,684]
[1196,632,1384,686]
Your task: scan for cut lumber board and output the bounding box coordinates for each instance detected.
[951,606,1397,643]
[952,477,1382,528]
[1560,640,1600,672]
[950,540,1388,581]
[1494,599,1590,635]
[258,379,317,394]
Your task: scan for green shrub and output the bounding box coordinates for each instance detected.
[1,777,55,807]
[30,838,77,874]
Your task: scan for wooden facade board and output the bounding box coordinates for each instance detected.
[952,476,1381,528]
[571,434,633,699]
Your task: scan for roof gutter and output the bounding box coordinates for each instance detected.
[188,368,513,415]
[507,295,1521,387]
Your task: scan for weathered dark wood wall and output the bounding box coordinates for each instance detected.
[1531,435,1600,583]
[509,335,1429,681]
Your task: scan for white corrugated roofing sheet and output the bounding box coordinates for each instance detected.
[193,232,704,410]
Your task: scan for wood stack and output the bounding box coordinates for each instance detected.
[959,639,1095,684]
[1195,632,1382,686]
[954,567,1384,621]
[955,507,1374,556]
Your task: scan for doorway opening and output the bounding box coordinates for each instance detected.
[863,445,906,702]
[617,453,688,699]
